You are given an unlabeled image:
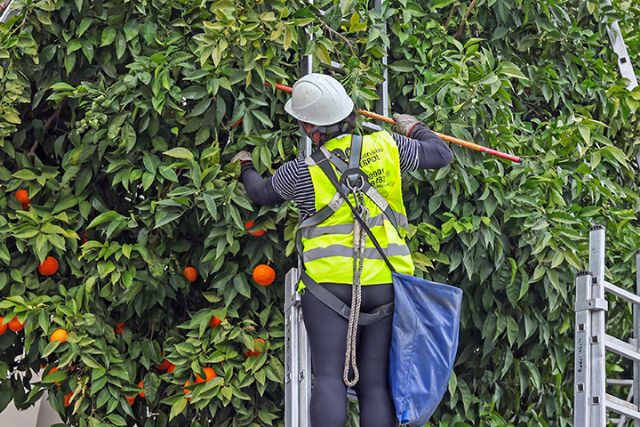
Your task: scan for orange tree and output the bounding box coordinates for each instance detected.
[1,0,640,426]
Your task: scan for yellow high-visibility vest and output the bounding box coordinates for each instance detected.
[299,131,414,289]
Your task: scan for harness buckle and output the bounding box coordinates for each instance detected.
[345,174,365,192]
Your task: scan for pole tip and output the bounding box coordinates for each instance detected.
[576,270,592,277]
[590,224,605,231]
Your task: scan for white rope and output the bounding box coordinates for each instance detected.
[343,205,366,387]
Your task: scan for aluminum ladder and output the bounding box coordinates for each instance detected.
[574,225,640,426]
[284,2,389,425]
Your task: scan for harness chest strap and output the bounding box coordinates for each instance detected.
[315,144,408,236]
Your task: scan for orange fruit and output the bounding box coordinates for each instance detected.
[64,392,73,408]
[15,189,29,204]
[245,338,266,357]
[183,380,191,395]
[182,266,197,283]
[157,359,171,371]
[21,202,30,210]
[8,317,24,332]
[114,322,126,335]
[195,367,217,383]
[166,362,176,373]
[252,264,276,286]
[0,317,7,335]
[138,381,145,398]
[50,328,68,343]
[203,367,216,381]
[244,220,266,236]
[38,256,59,276]
[209,316,222,328]
[126,395,136,406]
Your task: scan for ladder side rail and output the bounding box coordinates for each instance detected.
[589,226,607,427]
[294,12,315,426]
[573,272,592,427]
[0,0,15,23]
[284,269,300,427]
[603,0,638,90]
[373,0,389,118]
[297,303,311,427]
[575,272,593,427]
[635,252,640,427]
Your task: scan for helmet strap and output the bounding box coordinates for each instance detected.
[301,121,354,146]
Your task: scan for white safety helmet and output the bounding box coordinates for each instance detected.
[284,73,354,126]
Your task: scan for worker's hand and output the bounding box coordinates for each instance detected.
[392,113,421,137]
[231,150,252,164]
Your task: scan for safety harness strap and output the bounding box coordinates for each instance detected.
[313,149,396,273]
[300,271,394,325]
[318,144,405,236]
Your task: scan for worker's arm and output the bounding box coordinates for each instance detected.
[232,151,285,206]
[239,163,285,206]
[392,114,453,172]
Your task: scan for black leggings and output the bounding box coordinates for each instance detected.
[301,283,397,427]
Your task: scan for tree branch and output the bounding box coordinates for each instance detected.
[455,0,479,39]
[44,101,65,131]
[445,4,457,30]
[318,18,356,57]
[28,101,66,157]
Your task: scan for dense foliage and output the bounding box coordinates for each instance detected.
[0,0,639,426]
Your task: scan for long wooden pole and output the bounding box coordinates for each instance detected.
[268,82,522,164]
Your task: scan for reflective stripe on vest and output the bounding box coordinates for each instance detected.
[300,131,415,287]
[303,243,410,263]
[301,212,409,239]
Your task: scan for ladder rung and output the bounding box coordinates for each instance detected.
[607,379,634,386]
[319,61,345,73]
[606,394,640,421]
[362,121,381,132]
[604,281,640,306]
[605,334,640,362]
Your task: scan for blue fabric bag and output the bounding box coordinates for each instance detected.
[389,272,463,426]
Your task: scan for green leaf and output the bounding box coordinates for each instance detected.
[43,370,68,383]
[430,0,456,9]
[41,340,62,358]
[251,110,273,128]
[106,414,127,426]
[88,211,124,228]
[169,398,187,420]
[189,98,211,117]
[163,148,194,160]
[101,27,117,46]
[13,169,37,180]
[76,18,93,36]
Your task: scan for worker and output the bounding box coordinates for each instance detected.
[232,73,453,427]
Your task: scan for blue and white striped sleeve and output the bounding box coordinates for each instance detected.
[392,132,420,173]
[271,158,302,201]
[392,125,453,172]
